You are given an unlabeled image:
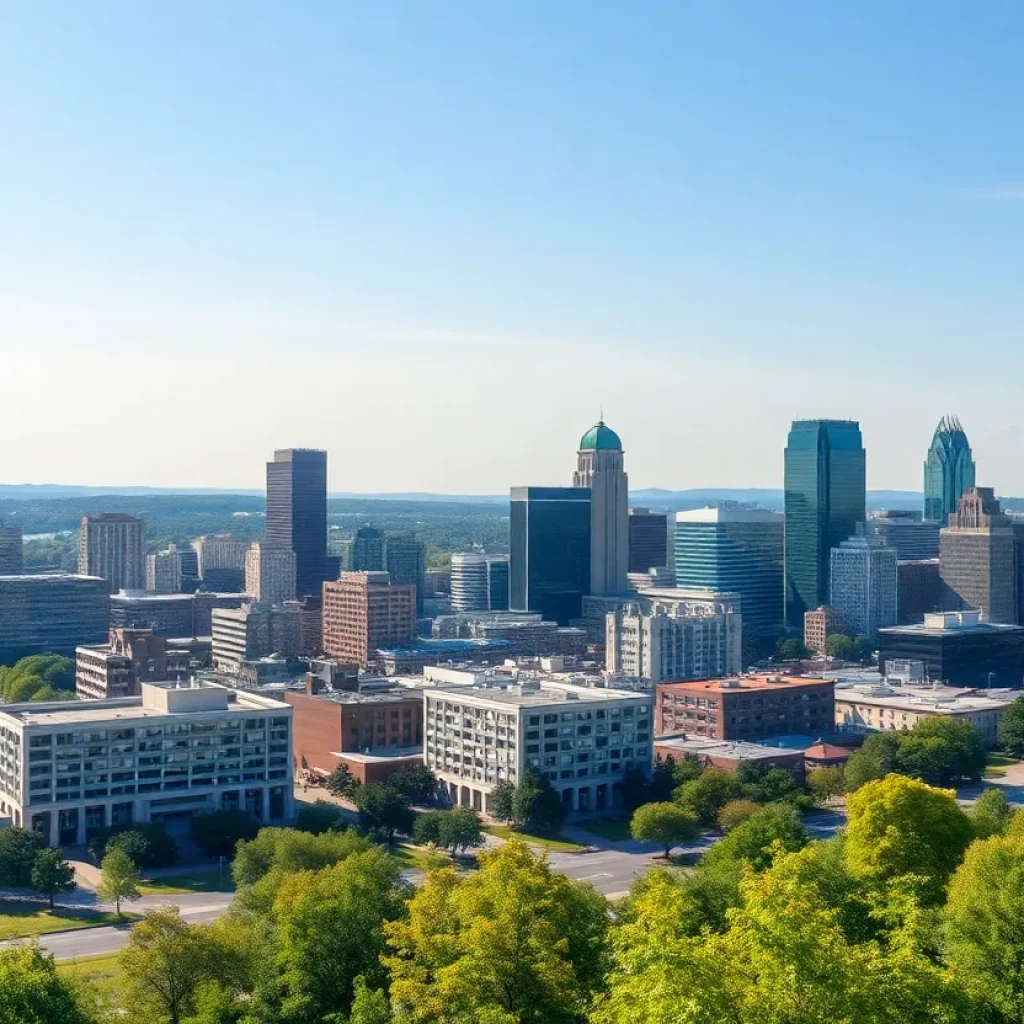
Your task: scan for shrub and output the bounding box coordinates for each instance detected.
[189,810,261,859]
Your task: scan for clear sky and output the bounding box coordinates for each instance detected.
[2,2,1022,494]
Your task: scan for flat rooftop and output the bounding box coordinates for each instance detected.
[0,573,104,583]
[835,683,1018,714]
[655,736,804,760]
[291,688,423,705]
[377,638,513,656]
[430,680,649,708]
[331,746,423,765]
[879,619,1024,638]
[659,673,830,694]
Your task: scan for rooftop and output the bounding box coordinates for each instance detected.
[377,638,514,657]
[675,507,782,524]
[655,736,804,760]
[834,682,1018,715]
[429,679,649,708]
[290,687,422,706]
[0,573,105,584]
[880,611,1024,636]
[659,673,830,694]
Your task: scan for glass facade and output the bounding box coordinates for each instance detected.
[784,420,866,628]
[266,449,329,599]
[509,487,591,625]
[923,416,975,524]
[674,509,784,635]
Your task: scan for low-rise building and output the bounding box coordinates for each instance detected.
[652,735,806,782]
[76,629,177,700]
[803,606,849,654]
[0,681,293,844]
[655,673,835,742]
[111,591,249,639]
[424,680,653,814]
[211,604,301,676]
[146,548,183,594]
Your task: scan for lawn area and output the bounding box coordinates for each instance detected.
[57,952,122,984]
[137,868,235,895]
[984,752,1022,778]
[0,902,137,941]
[485,825,587,853]
[576,817,633,842]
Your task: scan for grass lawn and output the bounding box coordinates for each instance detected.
[137,868,235,895]
[984,752,1022,778]
[0,902,137,941]
[576,817,633,842]
[485,825,587,853]
[58,952,123,999]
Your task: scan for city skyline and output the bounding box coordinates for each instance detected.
[3,4,1024,493]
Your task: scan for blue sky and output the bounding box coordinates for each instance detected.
[1,2,1022,493]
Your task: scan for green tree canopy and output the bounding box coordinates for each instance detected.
[387,763,438,806]
[30,848,75,909]
[0,826,44,887]
[97,846,141,916]
[0,946,92,1024]
[675,768,742,826]
[999,695,1024,757]
[970,787,1013,840]
[487,780,515,822]
[294,800,348,836]
[189,811,261,859]
[629,802,700,857]
[354,783,414,845]
[806,765,846,804]
[895,717,985,785]
[324,762,360,799]
[845,774,974,904]
[703,802,808,873]
[511,769,567,833]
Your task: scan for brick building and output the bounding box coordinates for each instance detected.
[285,679,424,783]
[803,605,849,654]
[322,572,416,666]
[655,673,834,742]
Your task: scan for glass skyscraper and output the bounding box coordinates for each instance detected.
[509,487,590,625]
[923,416,975,524]
[674,507,784,635]
[266,449,329,600]
[784,420,866,629]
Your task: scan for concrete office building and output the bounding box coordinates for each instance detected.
[655,673,835,742]
[211,604,302,676]
[803,606,849,654]
[76,629,179,700]
[322,572,416,666]
[674,507,784,636]
[146,548,183,594]
[878,610,1024,688]
[266,448,329,599]
[193,536,247,577]
[510,487,591,625]
[79,514,145,593]
[351,526,385,572]
[424,679,652,814]
[897,559,941,624]
[573,420,629,596]
[940,488,1016,623]
[784,420,866,628]
[487,556,509,611]
[432,612,588,659]
[829,531,898,638]
[245,542,297,605]
[0,523,23,574]
[0,574,110,662]
[451,554,489,612]
[111,591,249,639]
[868,510,940,561]
[606,591,742,683]
[384,534,425,616]
[924,416,976,524]
[628,508,668,575]
[0,681,293,844]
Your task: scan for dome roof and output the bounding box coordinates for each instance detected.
[579,420,622,452]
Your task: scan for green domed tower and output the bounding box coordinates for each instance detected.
[573,419,629,595]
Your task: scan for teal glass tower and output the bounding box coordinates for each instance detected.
[784,420,866,628]
[923,416,975,524]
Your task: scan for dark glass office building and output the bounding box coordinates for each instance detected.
[628,507,669,573]
[923,416,975,524]
[509,487,590,625]
[486,556,510,611]
[784,420,866,629]
[266,449,329,599]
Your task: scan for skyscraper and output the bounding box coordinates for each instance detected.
[573,420,628,596]
[829,530,898,638]
[628,508,668,574]
[384,534,426,616]
[939,487,1015,623]
[674,507,784,635]
[351,526,385,572]
[265,449,328,599]
[924,416,976,524]
[245,541,298,605]
[79,514,146,593]
[509,487,591,624]
[486,556,509,611]
[784,420,866,628]
[450,553,489,612]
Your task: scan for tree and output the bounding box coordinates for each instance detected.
[738,765,800,804]
[999,695,1024,756]
[189,810,261,859]
[88,823,178,868]
[385,840,609,1024]
[354,783,415,845]
[0,946,92,1024]
[824,633,856,660]
[852,635,875,665]
[718,798,762,832]
[775,638,807,661]
[704,802,808,873]
[896,717,985,785]
[843,732,902,792]
[387,763,438,806]
[30,849,75,909]
[807,765,846,804]
[945,834,1024,1023]
[119,908,238,1024]
[488,780,515,822]
[675,768,741,826]
[97,847,141,916]
[413,811,445,847]
[630,802,700,857]
[971,787,1013,839]
[511,768,567,833]
[845,774,974,904]
[272,849,408,1022]
[295,800,347,835]
[349,976,391,1024]
[437,808,484,856]
[0,826,44,887]
[324,762,360,800]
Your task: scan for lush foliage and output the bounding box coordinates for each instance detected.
[88,824,179,869]
[503,768,568,833]
[0,825,44,886]
[413,808,484,855]
[0,946,92,1024]
[294,800,348,835]
[189,810,262,859]
[324,762,360,800]
[387,763,439,806]
[354,783,415,844]
[998,694,1024,757]
[0,655,75,703]
[30,848,76,908]
[97,847,142,916]
[807,765,846,803]
[970,787,1013,839]
[629,802,700,856]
